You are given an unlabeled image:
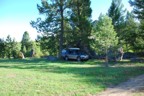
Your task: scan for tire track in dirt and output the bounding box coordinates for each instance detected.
[95,74,144,96]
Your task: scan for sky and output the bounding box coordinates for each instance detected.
[0,0,132,42]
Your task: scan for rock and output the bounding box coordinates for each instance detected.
[18,52,25,59]
[130,58,144,63]
[123,52,137,59]
[47,56,58,61]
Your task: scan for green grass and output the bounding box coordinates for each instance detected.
[0,58,144,96]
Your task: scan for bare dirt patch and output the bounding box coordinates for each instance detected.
[95,74,144,96]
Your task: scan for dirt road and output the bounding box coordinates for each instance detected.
[95,74,144,96]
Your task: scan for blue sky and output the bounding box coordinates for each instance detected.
[0,0,132,41]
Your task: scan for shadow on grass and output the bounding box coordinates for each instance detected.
[0,58,144,90]
[0,58,49,64]
[0,58,79,64]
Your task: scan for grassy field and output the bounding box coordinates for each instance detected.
[0,58,144,96]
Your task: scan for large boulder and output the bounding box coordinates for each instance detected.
[18,52,25,59]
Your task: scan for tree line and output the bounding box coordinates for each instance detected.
[31,0,144,58]
[0,0,143,61]
[0,31,42,58]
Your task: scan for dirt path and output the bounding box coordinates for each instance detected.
[95,74,144,96]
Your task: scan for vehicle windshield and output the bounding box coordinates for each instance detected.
[79,52,87,55]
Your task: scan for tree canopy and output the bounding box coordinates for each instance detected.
[92,14,118,65]
[129,0,144,51]
[31,0,92,57]
[108,0,125,27]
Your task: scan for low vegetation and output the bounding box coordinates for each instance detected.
[0,58,144,96]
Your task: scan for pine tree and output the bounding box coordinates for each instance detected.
[69,0,92,47]
[121,12,139,51]
[108,0,126,38]
[134,19,144,51]
[129,0,144,19]
[5,35,13,58]
[0,38,6,58]
[129,0,144,51]
[21,31,32,56]
[11,39,20,59]
[31,0,71,58]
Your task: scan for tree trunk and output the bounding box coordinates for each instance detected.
[105,48,109,67]
[76,0,82,42]
[59,3,64,59]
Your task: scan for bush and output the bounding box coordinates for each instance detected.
[12,50,19,59]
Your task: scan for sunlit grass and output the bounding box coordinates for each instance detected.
[0,58,144,96]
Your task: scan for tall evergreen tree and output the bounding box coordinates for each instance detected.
[31,0,92,57]
[5,35,13,58]
[108,0,126,37]
[31,0,70,58]
[108,0,125,26]
[129,0,144,19]
[134,19,144,51]
[121,12,139,51]
[69,0,92,48]
[0,38,6,58]
[11,39,21,59]
[129,0,144,51]
[21,31,32,55]
[0,37,20,58]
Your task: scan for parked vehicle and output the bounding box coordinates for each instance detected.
[62,48,89,61]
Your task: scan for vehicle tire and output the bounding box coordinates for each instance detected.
[77,57,81,62]
[65,56,68,61]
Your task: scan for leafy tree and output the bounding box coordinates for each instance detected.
[37,36,58,56]
[92,14,118,66]
[11,39,21,59]
[129,0,144,19]
[30,41,43,57]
